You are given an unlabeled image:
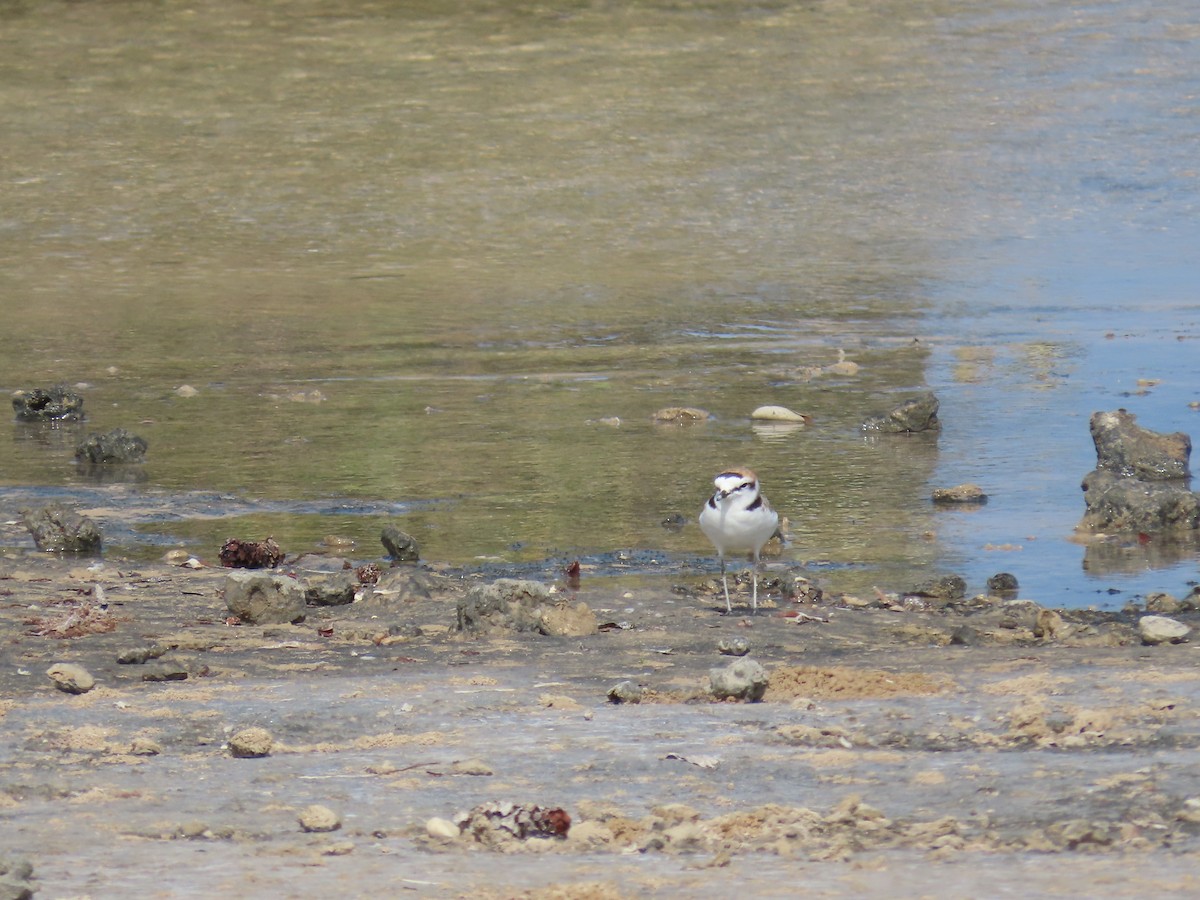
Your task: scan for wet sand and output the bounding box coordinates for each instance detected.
[2,557,1199,898]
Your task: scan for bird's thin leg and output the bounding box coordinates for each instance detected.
[720,556,732,614]
[751,552,759,614]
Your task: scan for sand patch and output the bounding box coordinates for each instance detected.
[764,666,951,701]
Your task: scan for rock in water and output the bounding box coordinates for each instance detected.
[1079,410,1200,534]
[709,658,769,702]
[651,407,711,425]
[932,483,988,504]
[22,505,102,554]
[1079,471,1200,533]
[12,385,85,422]
[1090,409,1190,479]
[74,428,148,464]
[381,525,419,562]
[862,392,940,433]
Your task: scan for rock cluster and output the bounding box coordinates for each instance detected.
[456,579,597,637]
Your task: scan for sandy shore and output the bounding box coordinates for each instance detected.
[2,557,1199,898]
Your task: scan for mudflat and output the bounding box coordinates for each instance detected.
[2,557,1199,898]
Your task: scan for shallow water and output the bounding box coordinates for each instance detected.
[2,0,1199,608]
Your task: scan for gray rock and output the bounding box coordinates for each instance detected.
[381,525,419,562]
[74,427,147,464]
[709,658,769,702]
[1079,469,1200,533]
[1090,409,1190,480]
[862,392,940,433]
[358,568,437,608]
[12,385,85,422]
[47,662,96,694]
[456,578,597,637]
[117,645,169,665]
[1138,615,1190,645]
[21,505,102,554]
[224,571,306,624]
[141,660,189,682]
[303,571,359,607]
[606,680,643,704]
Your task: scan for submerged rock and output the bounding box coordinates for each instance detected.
[862,392,940,433]
[74,427,147,464]
[12,385,85,422]
[651,407,711,425]
[22,505,102,554]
